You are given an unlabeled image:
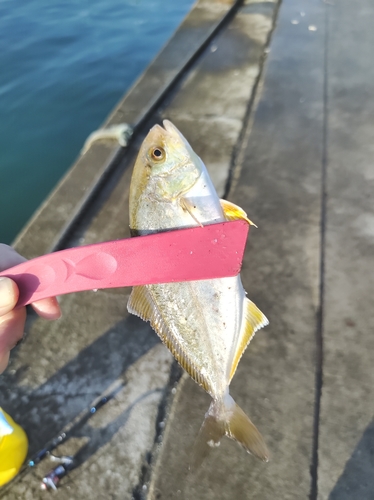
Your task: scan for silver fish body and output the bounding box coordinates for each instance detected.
[128,120,269,461]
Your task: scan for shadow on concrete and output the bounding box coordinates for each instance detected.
[1,313,160,455]
[329,419,374,500]
[69,389,162,469]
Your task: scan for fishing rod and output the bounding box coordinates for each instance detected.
[0,379,124,495]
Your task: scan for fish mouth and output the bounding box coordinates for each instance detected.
[162,119,185,139]
[148,119,190,148]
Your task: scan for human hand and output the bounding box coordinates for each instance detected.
[0,244,61,373]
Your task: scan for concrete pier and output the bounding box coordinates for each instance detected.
[2,0,374,498]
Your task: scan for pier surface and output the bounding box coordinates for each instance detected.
[2,0,374,499]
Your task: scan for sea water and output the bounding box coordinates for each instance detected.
[0,0,193,244]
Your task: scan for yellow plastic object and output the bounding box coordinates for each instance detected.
[0,408,28,487]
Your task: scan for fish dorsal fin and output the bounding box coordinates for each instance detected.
[220,199,257,227]
[128,285,210,392]
[229,298,268,382]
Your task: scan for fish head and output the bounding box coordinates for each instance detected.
[130,120,204,224]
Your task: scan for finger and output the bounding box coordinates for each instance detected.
[0,277,19,316]
[31,297,61,320]
[0,308,26,350]
[0,245,62,320]
[0,307,26,374]
[0,351,10,374]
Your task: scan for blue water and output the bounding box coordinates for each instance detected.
[0,0,193,245]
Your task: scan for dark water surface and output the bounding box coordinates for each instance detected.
[0,0,193,244]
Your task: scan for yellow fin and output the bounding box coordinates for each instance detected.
[224,395,270,461]
[220,199,257,227]
[127,285,155,322]
[127,286,209,392]
[229,298,269,382]
[191,394,269,468]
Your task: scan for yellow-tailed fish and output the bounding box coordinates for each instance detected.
[128,120,269,462]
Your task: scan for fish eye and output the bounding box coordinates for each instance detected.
[149,146,166,162]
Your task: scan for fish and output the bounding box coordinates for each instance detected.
[127,120,269,462]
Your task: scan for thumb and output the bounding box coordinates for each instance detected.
[0,277,19,316]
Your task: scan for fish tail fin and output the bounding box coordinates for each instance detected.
[191,394,269,469]
[222,393,270,462]
[190,404,225,470]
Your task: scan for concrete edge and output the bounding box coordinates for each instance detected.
[13,0,241,258]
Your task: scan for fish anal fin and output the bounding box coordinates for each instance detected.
[220,199,257,227]
[127,285,210,392]
[229,299,269,382]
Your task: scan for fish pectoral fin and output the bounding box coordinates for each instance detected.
[180,197,203,227]
[229,299,269,383]
[128,285,209,392]
[220,199,257,227]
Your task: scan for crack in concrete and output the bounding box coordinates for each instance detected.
[132,362,182,500]
[224,0,282,199]
[310,3,330,500]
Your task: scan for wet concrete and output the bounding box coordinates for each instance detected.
[2,0,374,498]
[149,0,323,497]
[318,0,374,498]
[2,0,278,498]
